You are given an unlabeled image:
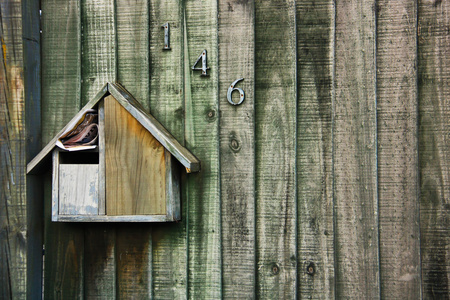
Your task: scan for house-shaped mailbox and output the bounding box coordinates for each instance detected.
[27,82,200,222]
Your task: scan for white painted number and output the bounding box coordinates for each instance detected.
[227,78,245,106]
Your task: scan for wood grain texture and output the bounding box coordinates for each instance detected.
[0,0,27,298]
[84,227,116,299]
[149,2,187,293]
[418,0,450,297]
[41,0,84,297]
[116,226,152,298]
[80,0,116,105]
[255,0,297,298]
[296,0,335,298]
[78,1,117,299]
[377,1,421,298]
[334,0,380,298]
[22,0,42,296]
[116,0,149,109]
[59,164,99,215]
[184,0,221,298]
[218,0,255,298]
[104,95,166,216]
[41,0,81,144]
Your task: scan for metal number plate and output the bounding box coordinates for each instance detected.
[162,22,171,50]
[192,49,210,76]
[227,78,245,105]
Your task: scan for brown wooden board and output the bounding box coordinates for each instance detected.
[334,0,380,298]
[184,0,222,298]
[104,95,166,216]
[418,0,450,297]
[148,0,188,298]
[218,0,256,298]
[296,0,335,298]
[41,0,85,297]
[0,0,27,298]
[377,1,421,298]
[255,0,298,298]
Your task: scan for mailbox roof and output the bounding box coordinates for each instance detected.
[27,82,200,174]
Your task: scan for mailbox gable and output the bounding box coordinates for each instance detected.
[28,82,200,222]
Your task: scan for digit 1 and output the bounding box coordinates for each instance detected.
[192,49,210,76]
[227,78,245,105]
[162,23,171,50]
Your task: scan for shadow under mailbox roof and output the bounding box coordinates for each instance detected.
[27,82,200,175]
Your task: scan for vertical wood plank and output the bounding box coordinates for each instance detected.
[218,0,255,298]
[116,0,149,109]
[418,0,450,297]
[84,228,116,299]
[184,0,221,298]
[148,1,188,298]
[80,1,117,298]
[23,0,42,296]
[116,226,152,298]
[0,0,27,298]
[296,0,335,298]
[114,1,153,298]
[80,0,116,105]
[41,0,84,297]
[104,96,166,216]
[377,1,421,298]
[255,1,298,298]
[334,0,380,298]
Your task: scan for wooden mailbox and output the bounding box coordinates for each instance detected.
[27,82,200,222]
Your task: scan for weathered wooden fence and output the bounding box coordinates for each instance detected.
[1,0,449,299]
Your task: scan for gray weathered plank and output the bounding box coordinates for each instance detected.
[0,0,27,298]
[59,164,99,215]
[218,0,255,298]
[296,0,335,298]
[255,0,298,298]
[184,0,222,298]
[148,0,188,298]
[334,0,380,298]
[377,1,421,298]
[22,0,42,296]
[41,0,84,297]
[418,0,450,297]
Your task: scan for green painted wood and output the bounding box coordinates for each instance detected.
[218,0,255,298]
[116,226,152,298]
[84,228,116,299]
[0,0,27,298]
[255,1,297,298]
[80,0,117,298]
[377,1,421,298]
[334,0,380,298]
[116,0,149,109]
[41,0,84,298]
[418,0,450,297]
[22,0,42,297]
[80,0,116,105]
[114,1,152,298]
[147,1,188,299]
[296,0,335,298]
[184,0,221,298]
